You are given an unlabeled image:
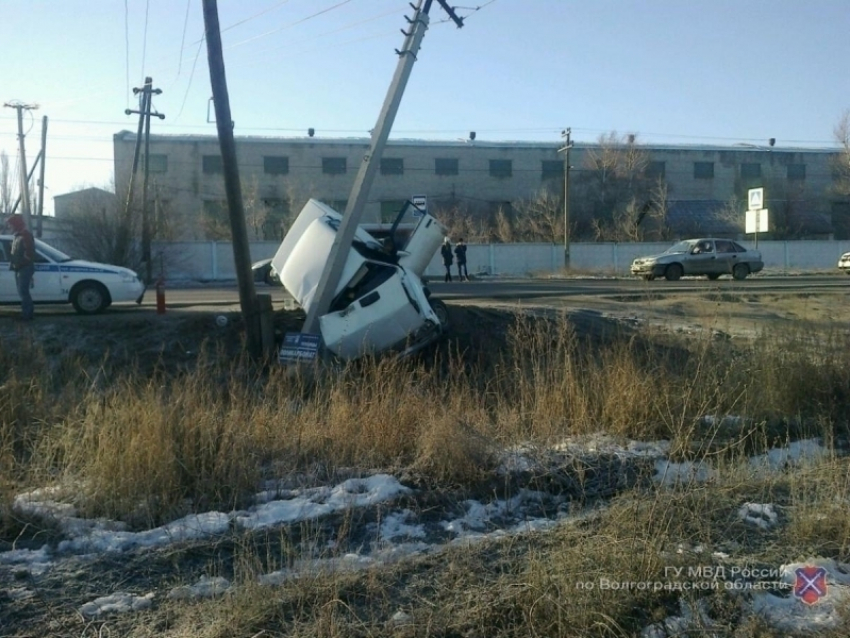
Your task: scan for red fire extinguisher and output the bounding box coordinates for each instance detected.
[155,277,166,314]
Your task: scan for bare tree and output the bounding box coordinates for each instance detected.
[61,186,143,268]
[571,132,658,240]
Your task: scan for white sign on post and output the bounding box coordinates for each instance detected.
[748,187,764,211]
[746,209,769,234]
[411,194,427,216]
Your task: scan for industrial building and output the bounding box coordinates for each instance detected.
[101,132,846,241]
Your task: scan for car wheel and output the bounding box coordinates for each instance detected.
[642,274,655,281]
[664,264,683,281]
[732,264,749,281]
[429,298,450,328]
[707,273,720,281]
[71,282,110,315]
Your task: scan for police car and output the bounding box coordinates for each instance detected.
[0,235,145,314]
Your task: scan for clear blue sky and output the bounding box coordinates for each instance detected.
[1,0,848,214]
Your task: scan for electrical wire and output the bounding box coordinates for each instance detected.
[140,0,151,82]
[223,0,355,51]
[125,0,131,111]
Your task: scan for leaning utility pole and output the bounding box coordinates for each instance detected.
[559,128,573,269]
[125,77,164,283]
[302,0,463,335]
[203,0,263,358]
[3,101,38,228]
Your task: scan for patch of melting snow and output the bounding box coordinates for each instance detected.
[167,575,231,600]
[79,591,155,618]
[654,460,716,486]
[738,503,780,530]
[749,439,830,474]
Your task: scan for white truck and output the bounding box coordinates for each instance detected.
[271,199,449,360]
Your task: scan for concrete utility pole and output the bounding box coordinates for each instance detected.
[559,128,573,269]
[125,77,165,283]
[302,0,463,335]
[3,101,38,228]
[203,0,265,359]
[36,116,48,238]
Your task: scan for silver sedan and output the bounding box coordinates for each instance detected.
[630,238,764,281]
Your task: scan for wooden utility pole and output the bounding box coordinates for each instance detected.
[302,0,463,335]
[3,101,38,228]
[36,116,48,238]
[202,0,263,359]
[559,128,573,269]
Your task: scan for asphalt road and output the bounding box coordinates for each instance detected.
[2,275,848,318]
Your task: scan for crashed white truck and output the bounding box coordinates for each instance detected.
[270,198,449,360]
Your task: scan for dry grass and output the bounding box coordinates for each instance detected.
[3,307,850,636]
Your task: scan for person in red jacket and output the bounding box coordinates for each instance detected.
[7,215,35,320]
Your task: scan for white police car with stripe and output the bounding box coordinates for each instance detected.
[1,236,145,314]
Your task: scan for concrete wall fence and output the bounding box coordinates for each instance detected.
[151,240,850,282]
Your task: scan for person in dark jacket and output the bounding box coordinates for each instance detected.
[440,237,454,282]
[7,215,35,320]
[454,238,468,281]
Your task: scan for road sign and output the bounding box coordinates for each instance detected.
[748,187,764,211]
[412,194,427,216]
[746,208,769,234]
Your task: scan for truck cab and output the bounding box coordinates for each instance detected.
[271,199,448,360]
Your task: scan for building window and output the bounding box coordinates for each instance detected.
[380,157,404,175]
[202,155,223,174]
[435,158,458,176]
[541,160,564,180]
[646,161,666,179]
[145,154,168,173]
[741,163,761,179]
[322,157,347,175]
[694,161,714,179]
[489,159,512,179]
[264,156,289,175]
[787,163,806,181]
[380,200,407,222]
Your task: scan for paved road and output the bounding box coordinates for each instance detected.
[3,275,847,318]
[158,275,849,308]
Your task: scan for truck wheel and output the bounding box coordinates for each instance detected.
[429,298,449,328]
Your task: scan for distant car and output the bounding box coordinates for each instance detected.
[838,252,850,274]
[0,235,145,314]
[251,257,281,286]
[630,238,764,281]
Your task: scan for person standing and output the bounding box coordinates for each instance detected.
[7,215,35,321]
[454,238,468,281]
[440,237,454,283]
